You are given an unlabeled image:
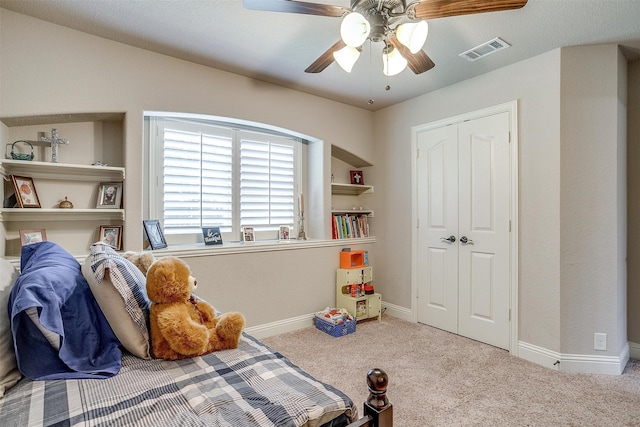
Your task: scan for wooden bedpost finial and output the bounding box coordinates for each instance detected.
[363,368,393,427]
[366,368,390,409]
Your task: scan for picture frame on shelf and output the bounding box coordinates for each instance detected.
[143,220,167,250]
[11,175,41,208]
[99,225,123,251]
[202,227,223,246]
[96,182,123,209]
[19,229,47,246]
[242,226,255,243]
[349,170,364,185]
[279,225,290,241]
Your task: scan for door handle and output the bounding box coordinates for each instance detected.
[460,236,474,245]
[440,235,456,243]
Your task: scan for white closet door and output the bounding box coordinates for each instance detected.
[416,124,459,333]
[457,113,511,350]
[416,112,511,350]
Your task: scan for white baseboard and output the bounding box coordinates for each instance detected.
[245,313,314,339]
[629,341,640,360]
[518,340,630,375]
[382,301,413,321]
[245,300,412,339]
[517,341,562,371]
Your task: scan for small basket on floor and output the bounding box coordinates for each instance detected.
[314,314,356,337]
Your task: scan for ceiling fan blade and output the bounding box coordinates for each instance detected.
[413,0,527,20]
[305,40,346,73]
[243,0,349,17]
[389,37,435,74]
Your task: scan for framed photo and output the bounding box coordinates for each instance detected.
[99,225,123,251]
[143,219,167,249]
[279,225,290,241]
[350,170,365,185]
[97,182,123,208]
[19,229,47,246]
[11,175,41,208]
[242,226,255,243]
[202,227,223,245]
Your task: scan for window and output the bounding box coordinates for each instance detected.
[147,115,302,243]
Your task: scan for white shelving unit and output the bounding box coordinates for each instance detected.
[1,113,125,258]
[1,159,125,222]
[331,209,374,217]
[0,208,124,222]
[336,266,381,321]
[330,182,374,196]
[331,182,373,240]
[0,158,124,182]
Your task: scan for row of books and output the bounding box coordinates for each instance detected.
[332,213,370,239]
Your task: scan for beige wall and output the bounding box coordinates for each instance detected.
[628,60,640,344]
[373,49,564,352]
[559,45,627,356]
[0,9,374,328]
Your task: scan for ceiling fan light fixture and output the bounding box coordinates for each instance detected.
[382,45,407,76]
[333,46,360,72]
[396,20,428,54]
[340,12,370,47]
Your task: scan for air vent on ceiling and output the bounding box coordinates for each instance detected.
[459,37,510,62]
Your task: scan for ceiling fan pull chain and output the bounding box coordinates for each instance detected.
[368,39,375,105]
[384,42,391,91]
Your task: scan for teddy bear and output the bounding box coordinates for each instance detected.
[123,251,157,276]
[145,256,245,360]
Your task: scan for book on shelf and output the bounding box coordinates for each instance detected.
[331,213,370,239]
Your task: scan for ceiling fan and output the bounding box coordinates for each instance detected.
[244,0,528,76]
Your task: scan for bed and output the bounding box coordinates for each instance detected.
[0,242,359,427]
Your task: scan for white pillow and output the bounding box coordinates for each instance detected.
[82,243,151,359]
[0,258,22,396]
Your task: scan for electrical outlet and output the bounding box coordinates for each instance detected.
[594,333,607,351]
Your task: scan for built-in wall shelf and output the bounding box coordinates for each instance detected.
[331,145,372,168]
[331,182,374,196]
[0,208,124,222]
[0,112,126,258]
[0,112,125,127]
[332,209,374,217]
[0,159,125,182]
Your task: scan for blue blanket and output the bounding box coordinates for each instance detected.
[8,242,121,380]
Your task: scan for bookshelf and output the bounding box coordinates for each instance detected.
[1,113,125,258]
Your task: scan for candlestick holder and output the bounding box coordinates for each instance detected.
[297,211,307,240]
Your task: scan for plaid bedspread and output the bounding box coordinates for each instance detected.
[0,334,356,427]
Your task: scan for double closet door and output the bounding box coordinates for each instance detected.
[416,111,512,350]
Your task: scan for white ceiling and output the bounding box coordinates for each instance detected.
[1,0,640,111]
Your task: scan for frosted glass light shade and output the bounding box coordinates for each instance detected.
[396,20,428,54]
[333,46,360,73]
[340,12,370,47]
[382,46,407,76]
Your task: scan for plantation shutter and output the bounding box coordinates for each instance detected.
[162,122,233,232]
[239,131,295,231]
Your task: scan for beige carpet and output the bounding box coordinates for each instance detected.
[262,315,640,426]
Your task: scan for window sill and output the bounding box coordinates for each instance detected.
[152,237,376,258]
[5,237,376,269]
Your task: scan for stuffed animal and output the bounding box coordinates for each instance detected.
[145,256,245,360]
[123,251,156,276]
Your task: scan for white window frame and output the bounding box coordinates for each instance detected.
[146,113,304,244]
